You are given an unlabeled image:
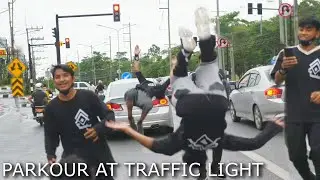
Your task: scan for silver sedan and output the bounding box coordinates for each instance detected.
[229,65,285,130]
[104,78,174,133]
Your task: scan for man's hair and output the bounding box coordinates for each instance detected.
[42,84,47,88]
[51,64,75,77]
[298,16,320,30]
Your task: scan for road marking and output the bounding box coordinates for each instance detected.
[0,107,11,119]
[240,151,289,180]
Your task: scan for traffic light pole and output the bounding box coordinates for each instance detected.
[54,13,114,65]
[55,15,61,64]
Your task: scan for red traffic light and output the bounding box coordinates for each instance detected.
[113,4,120,12]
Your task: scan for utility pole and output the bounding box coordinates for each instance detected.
[90,45,96,85]
[123,22,133,62]
[8,0,14,60]
[77,50,81,81]
[26,26,43,92]
[216,0,223,71]
[293,0,299,45]
[159,0,172,70]
[109,36,112,82]
[279,0,285,45]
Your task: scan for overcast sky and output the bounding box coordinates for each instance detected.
[0,0,296,78]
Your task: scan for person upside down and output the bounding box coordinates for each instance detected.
[123,45,171,134]
[105,7,285,180]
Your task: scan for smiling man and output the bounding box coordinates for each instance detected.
[44,64,116,180]
[271,17,320,180]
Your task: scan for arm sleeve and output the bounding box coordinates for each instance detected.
[221,122,282,151]
[270,50,284,80]
[44,107,60,160]
[135,72,148,84]
[90,92,115,135]
[150,124,184,156]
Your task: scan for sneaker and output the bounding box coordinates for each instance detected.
[194,7,211,40]
[178,27,197,53]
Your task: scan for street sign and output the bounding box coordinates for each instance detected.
[11,77,24,97]
[217,38,229,48]
[7,58,26,77]
[279,3,293,18]
[66,61,78,71]
[121,72,132,79]
[0,48,7,56]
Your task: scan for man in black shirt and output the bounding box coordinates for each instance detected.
[270,17,320,180]
[28,83,48,118]
[124,45,170,134]
[44,64,116,180]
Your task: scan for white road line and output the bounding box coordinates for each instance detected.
[240,151,290,180]
[0,107,11,119]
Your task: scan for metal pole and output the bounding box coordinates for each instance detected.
[117,31,120,80]
[129,22,133,62]
[168,0,172,70]
[77,49,81,81]
[55,15,61,64]
[293,0,299,45]
[279,0,285,45]
[26,29,34,93]
[91,45,96,85]
[216,0,222,70]
[260,15,263,35]
[284,18,288,46]
[109,36,112,82]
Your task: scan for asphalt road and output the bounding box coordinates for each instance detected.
[0,97,313,180]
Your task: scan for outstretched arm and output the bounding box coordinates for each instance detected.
[221,121,283,151]
[105,121,184,156]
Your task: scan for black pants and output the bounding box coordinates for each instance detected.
[31,104,36,117]
[135,71,170,98]
[182,147,224,177]
[285,122,320,180]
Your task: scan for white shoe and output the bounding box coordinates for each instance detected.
[178,26,196,52]
[195,7,211,40]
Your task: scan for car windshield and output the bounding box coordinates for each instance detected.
[109,81,140,97]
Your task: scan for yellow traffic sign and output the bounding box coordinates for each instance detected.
[11,77,24,97]
[7,58,26,77]
[0,48,7,56]
[67,61,78,71]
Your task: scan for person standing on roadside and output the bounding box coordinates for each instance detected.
[271,17,320,180]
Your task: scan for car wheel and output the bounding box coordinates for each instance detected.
[230,101,240,122]
[253,105,263,130]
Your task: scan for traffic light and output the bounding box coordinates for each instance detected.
[248,3,253,14]
[257,3,262,15]
[65,38,70,48]
[113,4,120,22]
[52,28,57,38]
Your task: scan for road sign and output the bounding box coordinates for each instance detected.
[279,3,293,18]
[7,58,26,77]
[11,77,24,97]
[0,48,7,56]
[217,38,229,48]
[66,61,78,71]
[121,72,132,79]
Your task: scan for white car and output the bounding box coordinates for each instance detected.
[73,82,95,92]
[229,65,285,130]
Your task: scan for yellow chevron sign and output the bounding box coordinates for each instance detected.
[67,61,77,72]
[11,78,24,97]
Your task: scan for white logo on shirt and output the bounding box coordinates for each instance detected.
[74,109,92,130]
[308,58,320,80]
[187,134,221,151]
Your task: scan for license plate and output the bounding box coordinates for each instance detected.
[36,113,43,117]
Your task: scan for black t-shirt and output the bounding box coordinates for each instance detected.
[31,90,47,106]
[44,90,116,166]
[270,46,320,122]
